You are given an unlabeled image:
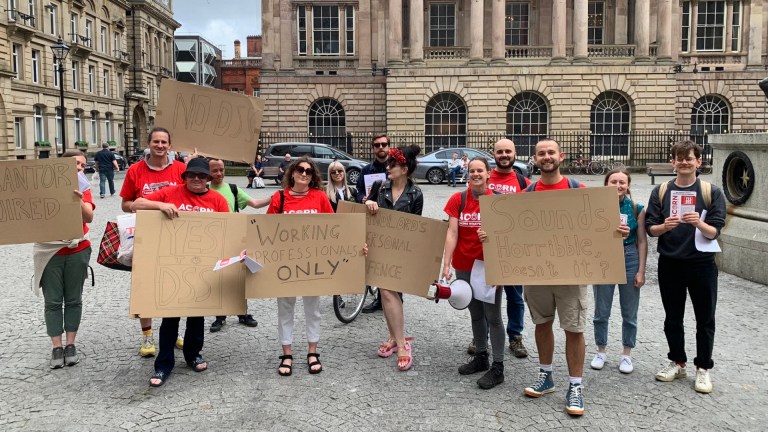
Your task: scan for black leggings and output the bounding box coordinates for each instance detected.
[456,270,505,363]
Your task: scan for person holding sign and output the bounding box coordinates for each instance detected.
[32,150,95,369]
[441,156,506,390]
[267,156,334,376]
[590,169,648,375]
[645,140,726,394]
[365,145,424,372]
[521,139,587,416]
[131,157,230,387]
[120,127,188,357]
[326,161,358,213]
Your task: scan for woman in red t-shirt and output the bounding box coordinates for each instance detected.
[32,149,95,370]
[441,157,506,389]
[266,156,333,376]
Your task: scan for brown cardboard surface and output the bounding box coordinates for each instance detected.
[129,211,247,318]
[0,158,83,245]
[245,213,366,298]
[337,201,447,297]
[480,186,626,286]
[155,80,264,163]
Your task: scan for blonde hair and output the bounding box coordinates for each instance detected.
[325,161,352,204]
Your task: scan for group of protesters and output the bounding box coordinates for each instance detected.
[31,128,725,417]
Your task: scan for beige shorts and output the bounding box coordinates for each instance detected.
[523,285,588,333]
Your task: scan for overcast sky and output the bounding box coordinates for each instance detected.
[173,0,261,58]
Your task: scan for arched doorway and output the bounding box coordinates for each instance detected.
[132,105,147,153]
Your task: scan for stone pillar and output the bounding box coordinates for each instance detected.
[409,0,424,64]
[468,0,485,65]
[279,1,293,69]
[656,0,672,61]
[748,1,763,68]
[615,0,628,44]
[551,0,567,62]
[490,0,506,64]
[388,0,403,65]
[573,0,589,62]
[634,0,650,62]
[359,0,372,69]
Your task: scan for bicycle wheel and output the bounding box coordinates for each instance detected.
[611,161,626,170]
[568,161,582,175]
[333,288,368,324]
[588,160,606,175]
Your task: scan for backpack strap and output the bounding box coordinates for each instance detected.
[525,181,537,192]
[459,190,468,216]
[229,183,240,213]
[700,180,712,209]
[278,190,285,214]
[515,171,527,192]
[525,177,580,191]
[658,180,672,203]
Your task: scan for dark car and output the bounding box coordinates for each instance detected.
[262,142,367,185]
[413,156,449,184]
[85,152,126,173]
[418,147,531,178]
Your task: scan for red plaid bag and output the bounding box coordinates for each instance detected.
[97,221,132,271]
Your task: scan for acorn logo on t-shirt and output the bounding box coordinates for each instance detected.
[459,212,481,227]
[286,209,319,214]
[142,181,176,196]
[177,204,215,212]
[488,183,519,193]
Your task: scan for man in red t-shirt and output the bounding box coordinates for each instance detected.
[119,127,187,358]
[131,157,228,387]
[485,138,532,360]
[521,139,588,417]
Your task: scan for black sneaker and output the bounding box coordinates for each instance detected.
[64,344,79,366]
[361,297,382,314]
[50,347,65,369]
[238,315,258,327]
[210,318,225,332]
[458,351,489,375]
[477,362,505,389]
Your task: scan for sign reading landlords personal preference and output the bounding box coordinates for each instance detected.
[337,201,447,297]
[0,158,83,245]
[480,186,626,285]
[244,213,366,298]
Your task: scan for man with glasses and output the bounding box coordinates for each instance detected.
[356,134,390,313]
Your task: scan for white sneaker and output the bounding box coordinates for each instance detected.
[694,368,713,394]
[655,361,687,382]
[619,356,634,374]
[590,352,607,370]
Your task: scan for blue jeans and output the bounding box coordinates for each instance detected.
[99,169,115,197]
[592,244,640,349]
[504,285,524,339]
[449,166,462,186]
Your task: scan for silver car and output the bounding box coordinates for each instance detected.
[262,142,366,185]
[419,147,531,179]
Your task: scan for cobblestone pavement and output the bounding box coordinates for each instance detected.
[1,173,765,431]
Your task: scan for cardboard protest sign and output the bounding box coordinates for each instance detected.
[129,211,247,318]
[0,158,83,245]
[155,79,265,163]
[337,201,447,297]
[245,213,366,298]
[480,186,626,286]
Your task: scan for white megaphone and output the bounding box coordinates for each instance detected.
[427,279,474,310]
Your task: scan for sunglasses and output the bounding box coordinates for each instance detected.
[186,172,209,180]
[372,142,389,149]
[330,169,345,175]
[295,166,315,176]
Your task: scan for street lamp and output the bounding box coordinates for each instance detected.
[50,37,70,153]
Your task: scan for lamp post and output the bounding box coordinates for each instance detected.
[50,37,70,153]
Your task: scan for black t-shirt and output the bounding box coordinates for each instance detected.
[94,149,116,172]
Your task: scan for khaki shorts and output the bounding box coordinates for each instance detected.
[523,285,588,333]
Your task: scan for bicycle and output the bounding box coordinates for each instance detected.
[526,156,540,175]
[568,156,604,175]
[333,285,378,324]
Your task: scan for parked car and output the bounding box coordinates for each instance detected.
[419,147,531,179]
[262,142,367,185]
[413,156,449,184]
[85,152,126,173]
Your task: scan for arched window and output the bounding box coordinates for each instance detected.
[33,105,45,143]
[308,98,346,149]
[425,92,467,151]
[590,91,631,157]
[691,94,729,164]
[506,92,549,157]
[73,110,83,143]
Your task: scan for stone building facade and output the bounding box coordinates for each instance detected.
[260,0,768,161]
[0,0,179,160]
[219,36,263,97]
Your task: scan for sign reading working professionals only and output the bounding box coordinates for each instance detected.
[337,201,447,297]
[155,79,265,163]
[244,213,366,298]
[480,186,626,286]
[0,158,83,245]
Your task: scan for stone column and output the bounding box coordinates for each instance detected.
[388,0,403,65]
[409,0,424,64]
[656,0,672,61]
[634,0,650,62]
[573,0,589,62]
[468,0,485,65]
[615,0,628,44]
[490,0,506,64]
[748,1,763,68]
[359,0,372,69]
[551,0,567,62]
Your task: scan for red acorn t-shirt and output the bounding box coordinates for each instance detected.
[144,184,230,213]
[56,189,95,255]
[488,170,530,194]
[267,188,334,214]
[443,188,494,272]
[120,159,187,200]
[530,177,586,191]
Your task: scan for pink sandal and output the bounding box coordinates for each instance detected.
[397,342,413,371]
[377,336,414,358]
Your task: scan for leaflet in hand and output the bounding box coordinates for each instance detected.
[670,190,697,220]
[77,171,91,193]
[213,254,263,273]
[620,213,628,225]
[363,173,387,199]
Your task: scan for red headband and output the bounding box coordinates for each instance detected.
[389,148,406,165]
